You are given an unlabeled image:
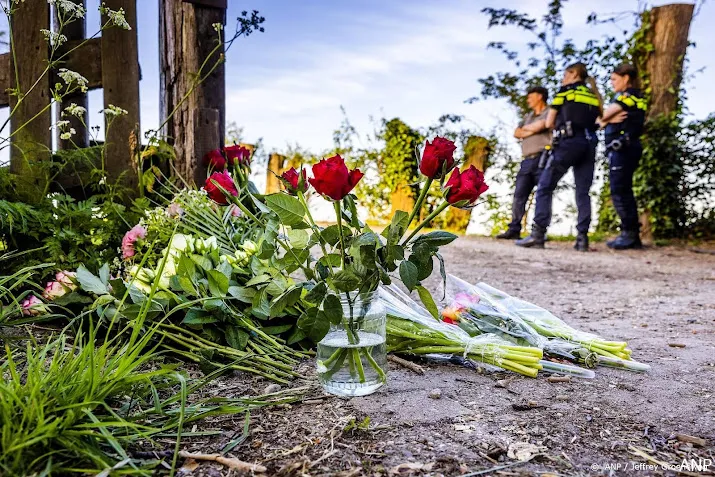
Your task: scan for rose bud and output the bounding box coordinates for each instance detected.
[224,145,252,167]
[205,170,238,204]
[279,167,309,195]
[444,165,489,208]
[309,154,363,201]
[420,137,457,179]
[202,149,226,171]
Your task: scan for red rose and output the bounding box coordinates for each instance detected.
[202,149,226,171]
[205,171,238,204]
[309,155,363,201]
[224,145,252,167]
[280,167,309,195]
[445,166,489,206]
[420,137,457,179]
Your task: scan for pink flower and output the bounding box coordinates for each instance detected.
[122,224,147,260]
[43,271,77,300]
[224,145,252,167]
[167,202,184,218]
[21,295,43,316]
[229,204,243,218]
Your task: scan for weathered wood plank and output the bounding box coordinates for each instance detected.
[0,38,102,108]
[101,0,140,191]
[183,0,227,8]
[9,0,51,201]
[56,1,89,149]
[160,0,226,187]
[266,153,286,194]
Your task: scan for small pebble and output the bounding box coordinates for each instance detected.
[264,384,282,394]
[429,388,442,399]
[556,395,569,401]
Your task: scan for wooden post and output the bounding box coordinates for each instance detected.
[9,0,51,201]
[266,153,286,194]
[56,0,88,149]
[160,0,226,187]
[638,3,694,241]
[101,0,140,190]
[443,136,490,233]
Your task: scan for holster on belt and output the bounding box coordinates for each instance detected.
[538,146,552,169]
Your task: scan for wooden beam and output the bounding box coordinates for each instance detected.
[0,38,102,108]
[266,153,286,194]
[55,1,89,149]
[101,0,140,191]
[160,0,226,186]
[182,0,227,8]
[9,0,51,202]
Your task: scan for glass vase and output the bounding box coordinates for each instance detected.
[317,291,387,397]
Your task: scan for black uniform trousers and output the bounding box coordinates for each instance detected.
[608,141,642,232]
[533,135,597,235]
[507,155,543,232]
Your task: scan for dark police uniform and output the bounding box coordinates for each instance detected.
[605,88,646,234]
[531,82,600,238]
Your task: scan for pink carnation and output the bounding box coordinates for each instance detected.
[21,295,43,316]
[122,224,147,259]
[167,202,184,218]
[43,271,77,300]
[229,204,243,218]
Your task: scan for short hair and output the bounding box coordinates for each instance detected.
[527,86,548,102]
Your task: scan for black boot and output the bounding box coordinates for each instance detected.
[496,228,521,240]
[607,230,642,250]
[574,233,589,252]
[515,226,545,248]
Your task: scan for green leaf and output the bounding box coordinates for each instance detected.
[270,285,302,318]
[178,255,197,280]
[297,307,329,342]
[76,265,109,295]
[190,254,213,271]
[287,229,309,249]
[343,195,361,228]
[251,288,271,320]
[245,273,271,287]
[108,278,127,299]
[410,253,434,282]
[265,194,305,226]
[286,326,307,345]
[226,326,250,350]
[320,225,351,247]
[416,285,440,320]
[183,309,218,325]
[322,293,343,325]
[317,254,342,268]
[54,291,93,306]
[228,286,256,303]
[304,282,327,304]
[385,210,409,245]
[329,269,360,292]
[413,231,458,248]
[98,263,110,285]
[399,260,419,291]
[261,324,293,335]
[206,269,229,296]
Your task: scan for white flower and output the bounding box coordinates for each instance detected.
[100,4,131,30]
[59,129,76,140]
[58,68,88,93]
[101,104,128,118]
[63,103,86,118]
[50,0,86,19]
[212,23,223,32]
[41,29,67,46]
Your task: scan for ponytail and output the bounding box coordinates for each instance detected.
[585,76,603,116]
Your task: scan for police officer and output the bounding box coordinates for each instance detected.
[516,62,602,252]
[496,86,551,240]
[597,63,647,250]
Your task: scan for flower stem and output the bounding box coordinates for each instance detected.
[298,191,334,276]
[334,201,346,269]
[405,178,433,230]
[401,201,451,245]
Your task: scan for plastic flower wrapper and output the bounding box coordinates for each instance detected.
[443,275,547,349]
[463,279,650,373]
[379,286,544,378]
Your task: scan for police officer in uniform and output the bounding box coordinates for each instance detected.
[496,86,552,240]
[597,63,647,250]
[516,62,602,251]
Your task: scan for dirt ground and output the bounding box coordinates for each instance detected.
[182,237,715,477]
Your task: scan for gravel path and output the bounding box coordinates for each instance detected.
[189,237,715,476]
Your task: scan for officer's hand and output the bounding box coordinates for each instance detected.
[611,110,629,124]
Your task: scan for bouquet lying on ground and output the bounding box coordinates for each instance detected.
[381,286,545,378]
[445,276,650,372]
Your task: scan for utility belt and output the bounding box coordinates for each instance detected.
[605,132,631,152]
[552,121,593,146]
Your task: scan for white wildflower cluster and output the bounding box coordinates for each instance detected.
[102,104,128,118]
[58,68,88,93]
[49,0,86,19]
[63,103,86,118]
[50,119,76,140]
[100,4,131,30]
[212,22,223,32]
[41,29,68,47]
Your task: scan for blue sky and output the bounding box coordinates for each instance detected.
[1,0,713,156]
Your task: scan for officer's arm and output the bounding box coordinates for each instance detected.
[514,127,532,139]
[544,109,558,129]
[521,119,546,133]
[600,103,625,123]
